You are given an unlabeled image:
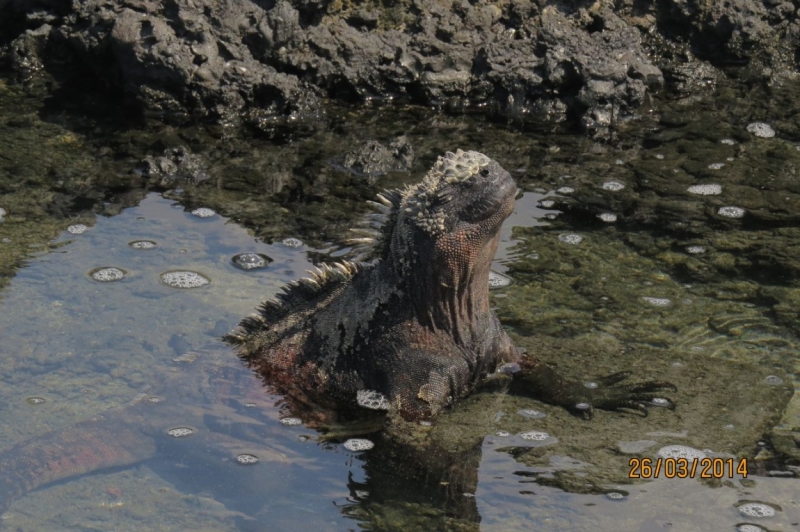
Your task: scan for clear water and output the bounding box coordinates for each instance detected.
[0,76,799,531]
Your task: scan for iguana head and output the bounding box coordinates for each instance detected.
[389,149,516,340]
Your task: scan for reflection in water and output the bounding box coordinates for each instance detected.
[0,195,797,531]
[1,77,800,530]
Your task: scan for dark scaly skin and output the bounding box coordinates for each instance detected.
[227,150,675,420]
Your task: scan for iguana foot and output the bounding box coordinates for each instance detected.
[567,373,677,419]
[512,358,677,419]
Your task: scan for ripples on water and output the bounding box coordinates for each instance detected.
[0,77,799,531]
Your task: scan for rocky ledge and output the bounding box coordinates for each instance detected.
[1,0,798,135]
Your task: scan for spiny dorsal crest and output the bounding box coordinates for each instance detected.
[348,189,402,261]
[404,149,491,236]
[225,260,362,344]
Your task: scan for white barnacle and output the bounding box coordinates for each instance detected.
[356,389,390,410]
[343,438,375,452]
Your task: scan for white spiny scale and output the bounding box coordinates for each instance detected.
[300,277,319,288]
[367,200,391,214]
[351,227,379,236]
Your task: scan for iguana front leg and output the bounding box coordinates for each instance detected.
[509,352,677,418]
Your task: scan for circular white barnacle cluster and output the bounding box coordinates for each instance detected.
[746,122,775,138]
[602,181,625,191]
[90,267,126,282]
[191,207,216,218]
[160,270,210,288]
[520,430,550,441]
[656,445,706,460]
[167,427,194,438]
[67,224,88,234]
[737,502,777,518]
[718,206,746,218]
[343,438,375,452]
[235,453,259,465]
[642,296,671,307]
[356,389,391,410]
[687,184,722,195]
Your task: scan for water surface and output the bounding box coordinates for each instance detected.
[0,76,799,531]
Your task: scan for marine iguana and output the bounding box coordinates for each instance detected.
[226,149,675,420]
[0,150,674,518]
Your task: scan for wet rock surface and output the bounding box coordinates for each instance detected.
[4,0,797,132]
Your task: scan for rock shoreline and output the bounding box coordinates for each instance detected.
[1,0,798,134]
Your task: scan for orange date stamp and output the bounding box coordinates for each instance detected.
[628,458,748,479]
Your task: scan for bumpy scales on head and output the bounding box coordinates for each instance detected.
[226,149,520,420]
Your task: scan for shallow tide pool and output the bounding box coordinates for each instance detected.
[0,77,799,531]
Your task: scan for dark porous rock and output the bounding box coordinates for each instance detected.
[1,0,797,132]
[4,23,51,81]
[338,136,414,178]
[136,146,209,187]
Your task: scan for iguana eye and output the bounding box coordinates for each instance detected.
[480,168,490,177]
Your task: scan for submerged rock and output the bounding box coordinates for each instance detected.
[337,136,414,178]
[137,146,209,187]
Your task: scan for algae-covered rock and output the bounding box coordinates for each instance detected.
[422,335,793,489]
